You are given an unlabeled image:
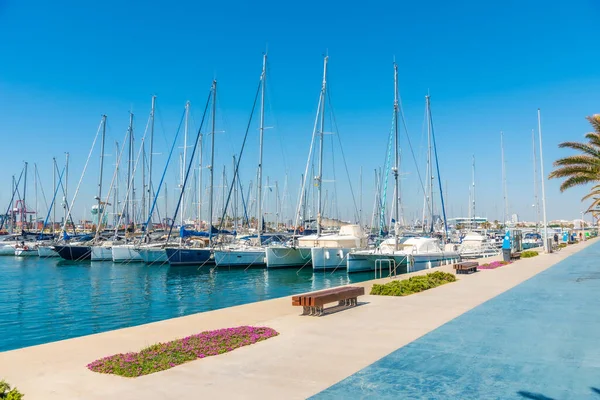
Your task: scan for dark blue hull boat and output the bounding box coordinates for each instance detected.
[165,248,214,266]
[53,245,92,261]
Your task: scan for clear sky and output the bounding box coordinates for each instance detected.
[1,0,599,225]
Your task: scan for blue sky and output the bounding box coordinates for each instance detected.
[1,0,599,225]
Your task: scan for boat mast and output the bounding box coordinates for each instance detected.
[182,101,190,229]
[257,53,267,243]
[64,152,69,231]
[538,108,548,252]
[208,80,217,247]
[426,95,434,233]
[471,155,476,230]
[148,95,156,230]
[393,63,400,250]
[532,128,540,228]
[52,158,56,233]
[233,155,238,233]
[126,112,133,226]
[96,115,107,233]
[197,129,203,231]
[316,56,328,237]
[501,131,508,228]
[114,141,119,228]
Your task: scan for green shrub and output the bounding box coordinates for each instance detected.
[558,243,567,248]
[521,250,539,258]
[0,380,24,400]
[370,271,456,296]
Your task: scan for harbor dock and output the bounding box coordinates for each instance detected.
[1,239,596,399]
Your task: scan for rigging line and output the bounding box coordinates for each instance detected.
[167,91,212,242]
[379,108,396,236]
[61,117,104,235]
[95,127,130,241]
[40,167,65,236]
[399,95,428,204]
[113,110,152,235]
[429,105,448,239]
[293,90,323,234]
[34,164,50,215]
[216,78,262,236]
[325,89,360,223]
[0,168,25,232]
[265,61,290,175]
[53,161,77,234]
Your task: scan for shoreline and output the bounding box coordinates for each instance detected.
[1,240,595,399]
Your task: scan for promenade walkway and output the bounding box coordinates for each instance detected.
[315,240,600,399]
[1,239,596,399]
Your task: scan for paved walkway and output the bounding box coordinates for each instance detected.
[0,240,596,399]
[314,241,600,399]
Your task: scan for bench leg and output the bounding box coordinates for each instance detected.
[302,306,310,315]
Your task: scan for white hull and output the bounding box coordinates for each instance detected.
[311,247,351,270]
[111,245,143,263]
[214,248,266,267]
[265,247,312,268]
[38,246,59,257]
[15,248,38,257]
[91,246,114,261]
[138,248,168,264]
[347,251,460,273]
[0,244,16,256]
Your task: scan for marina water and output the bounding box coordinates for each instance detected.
[0,257,373,352]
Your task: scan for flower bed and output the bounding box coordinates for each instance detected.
[370,271,456,297]
[479,260,511,270]
[521,250,539,258]
[87,326,279,377]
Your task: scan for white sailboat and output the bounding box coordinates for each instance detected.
[215,54,270,268]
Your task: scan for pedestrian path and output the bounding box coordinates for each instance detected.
[313,241,600,399]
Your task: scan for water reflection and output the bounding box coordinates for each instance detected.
[0,257,372,352]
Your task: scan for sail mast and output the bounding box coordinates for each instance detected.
[96,115,107,231]
[182,101,190,229]
[208,80,217,247]
[393,63,400,249]
[148,95,156,230]
[471,155,476,230]
[532,128,540,228]
[501,131,508,227]
[257,53,267,242]
[316,56,328,237]
[538,108,548,251]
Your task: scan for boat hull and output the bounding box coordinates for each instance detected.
[38,246,59,258]
[15,248,38,257]
[54,245,92,261]
[165,248,213,266]
[347,252,460,274]
[311,247,351,270]
[91,246,114,261]
[265,247,312,268]
[138,248,168,264]
[0,244,16,256]
[111,245,143,263]
[214,249,266,267]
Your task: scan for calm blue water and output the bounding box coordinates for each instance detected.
[0,256,372,352]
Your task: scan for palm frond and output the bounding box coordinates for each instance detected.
[557,142,600,159]
[557,175,599,192]
[586,115,600,135]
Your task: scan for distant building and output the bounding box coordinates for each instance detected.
[511,214,519,224]
[448,217,488,226]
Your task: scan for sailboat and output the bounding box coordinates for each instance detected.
[214,54,271,268]
[54,115,108,261]
[348,77,458,273]
[165,82,217,266]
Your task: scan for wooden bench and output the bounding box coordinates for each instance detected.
[453,261,478,274]
[510,252,521,260]
[292,286,365,316]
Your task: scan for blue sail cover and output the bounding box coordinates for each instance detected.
[179,225,234,238]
